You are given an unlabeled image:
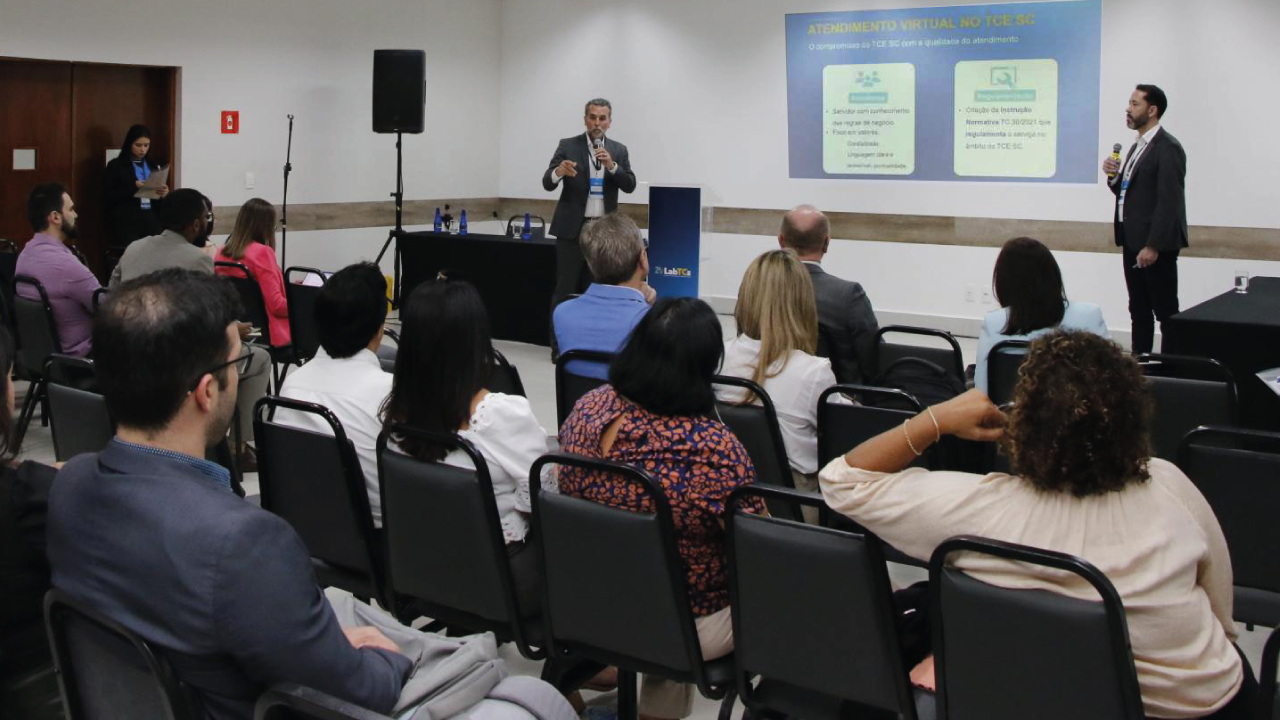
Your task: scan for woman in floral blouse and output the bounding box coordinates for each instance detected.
[558,297,765,720]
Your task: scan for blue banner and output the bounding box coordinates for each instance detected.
[646,186,701,299]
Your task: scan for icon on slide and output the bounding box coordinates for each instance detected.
[854,70,881,88]
[990,67,1018,89]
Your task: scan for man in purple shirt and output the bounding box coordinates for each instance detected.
[16,183,102,357]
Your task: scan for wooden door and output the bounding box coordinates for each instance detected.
[0,60,73,247]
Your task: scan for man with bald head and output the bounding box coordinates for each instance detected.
[778,205,879,384]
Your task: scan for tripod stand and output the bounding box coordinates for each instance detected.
[280,114,294,268]
[374,131,404,308]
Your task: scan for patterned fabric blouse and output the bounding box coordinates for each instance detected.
[558,385,765,616]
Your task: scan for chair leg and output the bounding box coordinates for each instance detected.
[617,669,638,720]
[716,690,738,720]
[39,388,50,427]
[13,378,43,452]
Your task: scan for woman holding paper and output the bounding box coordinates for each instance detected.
[103,124,168,247]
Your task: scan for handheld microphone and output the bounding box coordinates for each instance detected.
[592,137,604,170]
[1107,143,1122,179]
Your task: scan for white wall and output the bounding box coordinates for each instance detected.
[499,0,1280,340]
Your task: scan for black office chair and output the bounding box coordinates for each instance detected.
[711,375,802,522]
[530,452,738,720]
[13,275,64,452]
[874,325,966,382]
[725,485,933,720]
[929,536,1145,720]
[489,348,527,397]
[817,385,929,469]
[254,683,392,720]
[217,261,294,390]
[0,241,18,336]
[555,349,614,426]
[1259,626,1280,720]
[283,267,327,371]
[45,355,113,461]
[1179,425,1280,627]
[91,287,109,313]
[44,588,200,720]
[253,397,392,611]
[985,339,1030,407]
[1138,354,1238,462]
[377,425,545,658]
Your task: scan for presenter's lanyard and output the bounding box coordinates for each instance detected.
[1118,135,1151,214]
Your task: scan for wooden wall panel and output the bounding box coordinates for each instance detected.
[0,60,73,246]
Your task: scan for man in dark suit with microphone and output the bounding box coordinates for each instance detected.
[543,98,637,309]
[1102,84,1188,354]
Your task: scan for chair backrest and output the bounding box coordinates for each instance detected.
[1179,425,1280,626]
[14,275,63,377]
[555,349,614,426]
[875,325,965,381]
[1260,626,1280,720]
[726,485,918,719]
[929,536,1144,720]
[216,261,273,346]
[986,339,1030,406]
[1139,354,1237,461]
[253,397,385,605]
[44,588,197,720]
[0,249,18,331]
[283,267,326,364]
[377,329,398,373]
[711,376,801,521]
[376,425,540,658]
[489,348,526,397]
[817,385,928,469]
[45,355,113,462]
[531,452,716,692]
[255,683,392,720]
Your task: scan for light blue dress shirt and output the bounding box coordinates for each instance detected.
[553,283,650,380]
[974,301,1110,394]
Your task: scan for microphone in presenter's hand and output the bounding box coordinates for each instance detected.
[593,137,604,169]
[1107,143,1122,179]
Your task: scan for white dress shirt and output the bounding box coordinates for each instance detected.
[548,135,617,219]
[276,347,393,526]
[716,335,844,475]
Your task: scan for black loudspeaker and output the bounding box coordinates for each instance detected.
[373,49,425,134]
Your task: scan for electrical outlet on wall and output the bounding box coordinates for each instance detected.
[245,171,255,189]
[964,285,977,303]
[981,289,993,305]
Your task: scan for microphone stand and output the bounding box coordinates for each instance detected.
[281,114,294,268]
[374,131,405,307]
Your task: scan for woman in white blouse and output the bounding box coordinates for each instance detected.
[718,249,843,503]
[381,279,554,613]
[819,330,1253,719]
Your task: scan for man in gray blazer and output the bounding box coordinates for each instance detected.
[542,98,637,305]
[779,205,880,384]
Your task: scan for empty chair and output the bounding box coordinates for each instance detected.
[725,485,932,720]
[1179,425,1280,626]
[555,349,613,426]
[44,588,199,719]
[45,355,113,461]
[874,325,965,382]
[253,397,391,610]
[283,266,327,368]
[985,339,1030,407]
[531,452,738,720]
[13,275,63,451]
[1139,354,1237,461]
[929,536,1144,720]
[255,684,391,720]
[711,375,800,521]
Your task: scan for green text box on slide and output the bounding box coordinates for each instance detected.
[954,58,1059,178]
[822,63,916,175]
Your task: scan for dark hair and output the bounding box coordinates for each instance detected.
[1135,84,1167,119]
[159,188,207,233]
[1002,330,1152,497]
[93,269,241,431]
[0,327,16,456]
[381,280,494,462]
[316,262,387,359]
[118,124,156,166]
[27,182,68,233]
[610,297,723,417]
[992,237,1067,335]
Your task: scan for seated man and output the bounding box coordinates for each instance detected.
[110,188,269,469]
[47,269,411,718]
[552,211,655,380]
[277,262,391,526]
[16,183,101,357]
[778,205,879,385]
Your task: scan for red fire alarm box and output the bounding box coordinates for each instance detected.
[221,111,239,134]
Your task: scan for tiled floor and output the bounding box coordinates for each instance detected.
[18,318,1269,720]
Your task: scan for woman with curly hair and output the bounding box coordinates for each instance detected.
[819,330,1252,719]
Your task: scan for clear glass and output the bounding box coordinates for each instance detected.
[1235,271,1250,294]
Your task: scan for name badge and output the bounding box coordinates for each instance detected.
[1118,179,1130,206]
[589,177,604,197]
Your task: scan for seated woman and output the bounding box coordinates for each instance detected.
[103,124,168,248]
[820,330,1253,720]
[215,198,290,348]
[974,236,1108,393]
[717,249,842,502]
[559,297,766,720]
[381,279,553,612]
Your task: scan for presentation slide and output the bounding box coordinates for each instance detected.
[786,0,1101,183]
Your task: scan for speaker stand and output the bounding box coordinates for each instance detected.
[374,130,404,308]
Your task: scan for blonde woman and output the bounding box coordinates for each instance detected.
[717,249,844,500]
[215,198,290,347]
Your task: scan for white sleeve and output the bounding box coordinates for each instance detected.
[805,358,847,433]
[548,168,564,185]
[473,394,553,512]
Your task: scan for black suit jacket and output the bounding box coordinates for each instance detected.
[103,155,163,246]
[1109,127,1188,252]
[807,263,880,385]
[541,133,636,239]
[47,441,411,720]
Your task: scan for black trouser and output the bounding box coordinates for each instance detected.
[507,539,542,618]
[1122,246,1180,355]
[1197,644,1258,719]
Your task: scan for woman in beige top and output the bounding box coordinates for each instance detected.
[819,330,1253,719]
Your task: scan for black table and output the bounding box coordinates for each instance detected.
[1164,277,1280,430]
[398,231,556,346]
